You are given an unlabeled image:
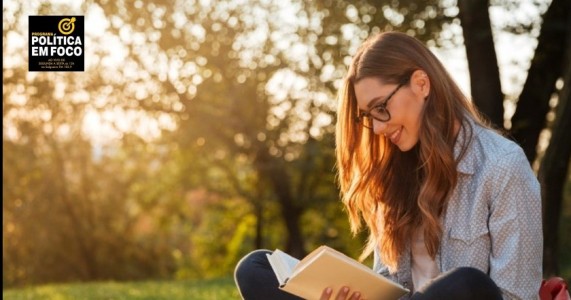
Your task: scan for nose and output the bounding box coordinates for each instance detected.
[372,119,388,135]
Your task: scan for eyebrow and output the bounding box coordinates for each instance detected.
[366,95,387,109]
[364,82,405,110]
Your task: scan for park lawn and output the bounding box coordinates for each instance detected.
[3,277,241,300]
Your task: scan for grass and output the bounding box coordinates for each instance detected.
[3,257,571,300]
[2,277,241,300]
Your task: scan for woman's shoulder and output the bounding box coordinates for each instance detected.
[470,122,525,161]
[456,119,528,175]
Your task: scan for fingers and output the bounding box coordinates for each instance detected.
[348,291,361,300]
[320,287,333,300]
[335,287,350,300]
[338,287,361,300]
[319,286,361,300]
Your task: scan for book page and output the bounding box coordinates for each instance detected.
[275,249,300,276]
[267,250,300,286]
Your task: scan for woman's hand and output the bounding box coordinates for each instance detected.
[319,286,362,300]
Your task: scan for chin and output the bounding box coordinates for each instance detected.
[396,140,418,152]
[397,145,414,152]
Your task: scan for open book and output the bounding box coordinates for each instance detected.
[266,245,409,300]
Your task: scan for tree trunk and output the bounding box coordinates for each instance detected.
[458,0,504,128]
[509,0,570,162]
[255,148,306,258]
[538,13,571,276]
[49,139,97,280]
[254,199,264,250]
[281,201,305,258]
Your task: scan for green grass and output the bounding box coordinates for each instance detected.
[2,277,241,300]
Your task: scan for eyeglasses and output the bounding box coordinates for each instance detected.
[355,82,405,129]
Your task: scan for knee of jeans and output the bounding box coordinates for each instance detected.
[453,267,490,282]
[234,249,273,282]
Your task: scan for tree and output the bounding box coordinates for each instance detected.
[538,12,571,276]
[457,0,504,127]
[90,0,454,258]
[458,0,571,275]
[3,1,201,285]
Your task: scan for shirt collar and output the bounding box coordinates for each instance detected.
[454,117,479,175]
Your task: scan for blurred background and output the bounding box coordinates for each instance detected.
[3,0,570,293]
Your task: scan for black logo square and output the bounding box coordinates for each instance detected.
[29,16,84,72]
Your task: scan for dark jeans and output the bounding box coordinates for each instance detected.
[234,250,503,300]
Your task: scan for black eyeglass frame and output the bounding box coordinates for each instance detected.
[355,80,407,128]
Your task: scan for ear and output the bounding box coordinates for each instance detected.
[410,70,430,100]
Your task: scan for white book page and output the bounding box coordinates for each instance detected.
[267,250,300,285]
[278,250,300,275]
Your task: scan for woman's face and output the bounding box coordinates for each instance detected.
[353,71,430,152]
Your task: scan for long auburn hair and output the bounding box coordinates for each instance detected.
[336,32,484,271]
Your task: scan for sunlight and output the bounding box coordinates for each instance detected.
[82,108,177,146]
[4,0,549,147]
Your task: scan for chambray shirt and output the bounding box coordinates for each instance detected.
[373,119,543,300]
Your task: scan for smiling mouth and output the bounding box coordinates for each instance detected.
[385,127,402,144]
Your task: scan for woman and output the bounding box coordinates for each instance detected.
[235,32,542,300]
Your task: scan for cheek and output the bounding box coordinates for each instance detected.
[401,100,425,139]
[396,96,425,128]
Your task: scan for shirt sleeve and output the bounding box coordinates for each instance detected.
[487,147,543,300]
